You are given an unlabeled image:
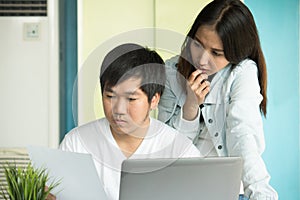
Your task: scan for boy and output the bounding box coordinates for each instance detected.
[59,43,201,200]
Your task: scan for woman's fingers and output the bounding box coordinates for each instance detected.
[186,70,210,105]
[189,71,208,88]
[188,70,209,94]
[188,69,202,83]
[195,80,210,98]
[46,193,57,200]
[45,186,57,200]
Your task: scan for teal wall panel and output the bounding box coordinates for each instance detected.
[245,0,299,199]
[59,0,78,142]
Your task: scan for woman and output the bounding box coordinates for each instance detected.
[158,0,278,199]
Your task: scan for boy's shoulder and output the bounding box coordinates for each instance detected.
[65,118,108,139]
[150,118,191,141]
[149,118,201,157]
[150,117,178,133]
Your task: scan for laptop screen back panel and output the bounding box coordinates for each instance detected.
[119,157,242,200]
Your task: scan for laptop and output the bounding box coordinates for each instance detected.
[27,146,108,200]
[119,157,242,200]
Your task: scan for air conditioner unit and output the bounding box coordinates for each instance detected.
[0,0,59,148]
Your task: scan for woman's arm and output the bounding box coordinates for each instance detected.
[226,61,278,199]
[158,58,201,141]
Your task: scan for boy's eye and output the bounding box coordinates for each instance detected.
[105,93,115,98]
[128,97,137,101]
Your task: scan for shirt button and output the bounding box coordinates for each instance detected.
[218,145,222,150]
[208,119,213,123]
[214,132,219,137]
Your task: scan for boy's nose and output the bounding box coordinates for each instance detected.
[112,98,127,115]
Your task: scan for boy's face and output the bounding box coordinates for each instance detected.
[102,77,159,138]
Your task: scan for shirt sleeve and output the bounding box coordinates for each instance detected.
[158,86,201,141]
[225,61,278,200]
[59,128,83,153]
[172,131,203,158]
[173,107,201,141]
[158,57,201,141]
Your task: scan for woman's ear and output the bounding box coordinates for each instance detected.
[150,93,161,110]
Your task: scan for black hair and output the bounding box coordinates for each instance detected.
[100,43,166,103]
[178,0,267,116]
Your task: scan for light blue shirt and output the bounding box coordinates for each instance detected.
[158,56,278,200]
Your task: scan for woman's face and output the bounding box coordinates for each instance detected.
[190,25,230,76]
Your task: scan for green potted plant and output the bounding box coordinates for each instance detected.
[0,163,60,200]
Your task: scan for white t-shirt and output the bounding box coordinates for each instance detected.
[59,117,201,200]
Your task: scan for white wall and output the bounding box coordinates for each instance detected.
[77,0,211,125]
[0,0,59,148]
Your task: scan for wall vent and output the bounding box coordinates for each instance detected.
[0,0,47,16]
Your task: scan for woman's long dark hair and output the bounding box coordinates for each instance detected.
[178,0,267,116]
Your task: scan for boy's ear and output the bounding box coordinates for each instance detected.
[150,93,161,110]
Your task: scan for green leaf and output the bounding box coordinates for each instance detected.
[1,162,60,200]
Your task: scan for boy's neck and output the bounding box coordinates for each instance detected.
[111,126,149,158]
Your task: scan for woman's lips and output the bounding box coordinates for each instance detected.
[197,67,208,74]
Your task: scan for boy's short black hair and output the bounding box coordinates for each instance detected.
[100,43,166,103]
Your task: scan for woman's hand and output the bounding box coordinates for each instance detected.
[45,186,57,200]
[183,69,210,120]
[46,193,56,200]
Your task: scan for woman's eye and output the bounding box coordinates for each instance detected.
[212,51,222,56]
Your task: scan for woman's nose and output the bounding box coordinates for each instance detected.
[198,50,210,66]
